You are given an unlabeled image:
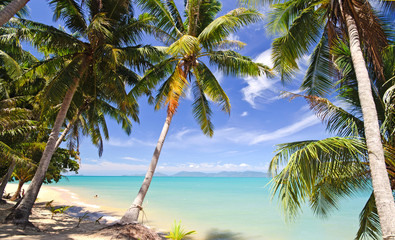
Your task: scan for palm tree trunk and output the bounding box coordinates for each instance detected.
[0,0,30,26]
[10,77,80,225]
[120,111,173,224]
[0,159,16,199]
[10,180,24,201]
[54,105,85,150]
[54,121,73,150]
[342,8,395,240]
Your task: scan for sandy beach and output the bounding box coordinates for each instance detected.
[0,183,165,240]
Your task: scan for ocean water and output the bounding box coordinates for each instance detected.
[51,176,370,240]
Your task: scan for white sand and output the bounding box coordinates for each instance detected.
[0,183,165,240]
[4,183,122,224]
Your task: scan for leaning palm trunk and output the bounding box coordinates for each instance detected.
[10,77,80,225]
[54,120,74,150]
[0,0,29,26]
[0,159,16,199]
[121,112,173,223]
[10,180,25,201]
[54,103,87,150]
[342,7,395,240]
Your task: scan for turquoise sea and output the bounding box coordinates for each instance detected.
[52,176,370,240]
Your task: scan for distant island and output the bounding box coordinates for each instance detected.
[157,171,270,177]
[70,171,270,177]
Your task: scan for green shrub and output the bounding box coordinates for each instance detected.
[165,220,196,240]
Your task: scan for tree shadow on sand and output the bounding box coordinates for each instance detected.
[205,229,245,240]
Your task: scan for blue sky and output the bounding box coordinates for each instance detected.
[26,0,331,175]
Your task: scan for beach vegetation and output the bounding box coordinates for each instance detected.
[0,38,45,199]
[94,216,103,225]
[269,41,395,239]
[0,49,79,200]
[1,0,163,225]
[165,221,196,240]
[121,0,272,223]
[9,146,79,201]
[47,203,72,219]
[76,212,89,228]
[45,200,54,208]
[241,0,395,237]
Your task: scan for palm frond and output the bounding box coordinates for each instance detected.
[130,57,176,98]
[195,62,230,113]
[86,12,112,41]
[3,18,86,55]
[301,32,335,96]
[135,0,183,38]
[208,50,269,77]
[167,35,200,57]
[122,45,166,72]
[266,0,313,35]
[271,5,323,82]
[113,13,157,45]
[101,0,133,21]
[154,64,188,114]
[50,0,87,34]
[349,0,388,83]
[283,93,364,137]
[0,141,24,163]
[43,54,86,104]
[165,0,185,33]
[199,8,262,49]
[191,68,214,137]
[239,0,280,7]
[355,193,381,240]
[270,137,369,220]
[212,39,246,50]
[0,50,22,79]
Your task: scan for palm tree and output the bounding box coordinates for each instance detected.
[0,100,31,200]
[269,41,395,239]
[9,143,79,201]
[0,0,29,26]
[120,0,272,223]
[241,0,395,237]
[1,0,161,225]
[0,41,40,200]
[56,88,137,158]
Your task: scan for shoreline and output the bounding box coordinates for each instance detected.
[4,183,121,224]
[2,177,367,240]
[1,183,165,240]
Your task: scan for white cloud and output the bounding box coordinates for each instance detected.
[169,128,198,142]
[254,48,274,68]
[241,48,312,108]
[251,114,320,144]
[106,138,155,147]
[268,88,303,102]
[78,161,150,175]
[158,162,268,174]
[241,111,248,117]
[165,112,321,147]
[213,69,224,84]
[184,84,193,100]
[241,48,280,108]
[78,160,268,175]
[297,54,310,73]
[122,157,148,163]
[227,33,240,41]
[218,33,244,51]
